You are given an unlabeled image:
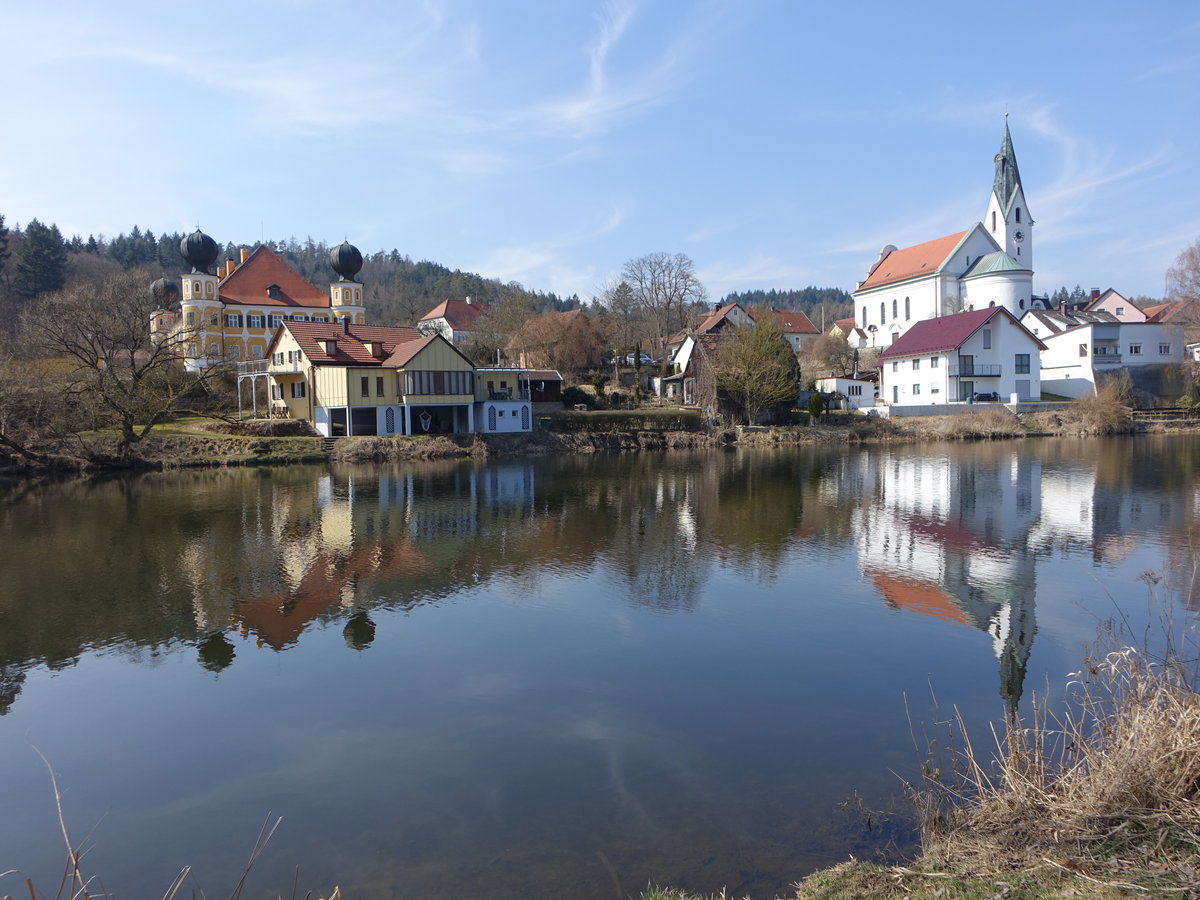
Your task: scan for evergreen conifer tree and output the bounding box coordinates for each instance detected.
[14,220,68,301]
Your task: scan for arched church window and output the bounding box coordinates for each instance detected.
[1019,298,1025,309]
[991,211,996,232]
[861,306,866,325]
[1016,207,1021,223]
[905,297,910,320]
[880,302,885,324]
[892,299,897,319]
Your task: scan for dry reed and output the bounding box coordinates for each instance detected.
[914,639,1200,894]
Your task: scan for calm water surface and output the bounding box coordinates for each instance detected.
[2,436,1199,899]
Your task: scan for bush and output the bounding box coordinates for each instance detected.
[807,392,825,418]
[1057,390,1132,435]
[931,407,1023,439]
[561,385,595,409]
[591,373,608,399]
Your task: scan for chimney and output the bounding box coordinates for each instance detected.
[465,296,472,305]
[341,317,350,334]
[1090,288,1100,303]
[240,247,249,264]
[216,265,226,280]
[226,257,235,275]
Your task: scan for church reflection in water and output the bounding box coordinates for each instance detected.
[844,442,1194,714]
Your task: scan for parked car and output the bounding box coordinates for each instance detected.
[624,353,654,365]
[972,391,1001,402]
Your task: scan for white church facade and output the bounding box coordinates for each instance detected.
[853,123,1040,349]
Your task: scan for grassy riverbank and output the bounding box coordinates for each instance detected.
[4,396,1197,481]
[643,636,1200,900]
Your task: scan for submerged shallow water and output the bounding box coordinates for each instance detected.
[1,436,1198,898]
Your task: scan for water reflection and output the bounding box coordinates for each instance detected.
[2,440,1200,898]
[1,441,1199,718]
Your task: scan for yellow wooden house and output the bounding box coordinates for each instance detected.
[263,321,485,436]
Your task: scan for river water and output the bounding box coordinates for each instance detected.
[2,436,1198,899]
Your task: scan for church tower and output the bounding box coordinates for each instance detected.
[984,120,1032,268]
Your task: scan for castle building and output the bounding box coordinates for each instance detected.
[853,122,1038,348]
[151,229,367,371]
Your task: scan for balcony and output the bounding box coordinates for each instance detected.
[488,387,531,401]
[948,363,1001,377]
[1092,351,1122,365]
[237,360,269,376]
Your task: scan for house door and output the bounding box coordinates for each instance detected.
[892,385,898,403]
[1015,380,1030,401]
[330,408,347,436]
[960,380,975,402]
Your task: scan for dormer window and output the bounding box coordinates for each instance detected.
[266,283,281,300]
[325,340,337,355]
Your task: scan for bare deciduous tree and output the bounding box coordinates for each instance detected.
[620,252,706,341]
[21,271,206,455]
[1167,237,1200,303]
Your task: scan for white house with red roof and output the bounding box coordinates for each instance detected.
[1020,307,1183,398]
[853,124,1039,349]
[876,306,1045,411]
[418,297,487,346]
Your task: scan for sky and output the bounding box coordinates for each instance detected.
[2,1,1198,304]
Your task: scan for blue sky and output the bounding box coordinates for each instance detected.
[3,1,1198,304]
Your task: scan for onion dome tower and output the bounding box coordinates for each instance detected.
[328,240,366,325]
[329,241,364,282]
[150,276,180,307]
[148,277,182,341]
[180,228,220,274]
[178,228,222,370]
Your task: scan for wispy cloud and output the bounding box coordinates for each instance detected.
[698,254,812,296]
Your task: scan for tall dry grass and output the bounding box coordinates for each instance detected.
[927,406,1024,440]
[914,636,1200,894]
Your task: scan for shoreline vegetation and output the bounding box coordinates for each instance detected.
[3,396,1199,482]
[645,627,1200,900]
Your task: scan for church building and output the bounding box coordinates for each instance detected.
[853,123,1038,349]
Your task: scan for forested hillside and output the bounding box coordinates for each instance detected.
[0,214,859,343]
[720,287,853,329]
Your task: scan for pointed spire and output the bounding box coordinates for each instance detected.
[993,121,1023,214]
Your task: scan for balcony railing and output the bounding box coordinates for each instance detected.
[237,360,270,376]
[948,363,1001,377]
[488,387,531,401]
[1092,352,1123,365]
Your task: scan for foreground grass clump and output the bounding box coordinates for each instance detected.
[646,636,1200,900]
[913,643,1200,896]
[929,406,1025,440]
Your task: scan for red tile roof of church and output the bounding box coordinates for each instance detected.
[857,231,969,290]
[219,245,329,308]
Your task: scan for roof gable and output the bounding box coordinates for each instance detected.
[219,246,329,308]
[419,298,487,330]
[747,307,818,334]
[385,332,476,368]
[877,306,1043,360]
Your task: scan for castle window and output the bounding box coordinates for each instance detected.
[185,310,195,325]
[249,315,263,328]
[209,312,218,325]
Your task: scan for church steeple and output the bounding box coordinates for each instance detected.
[984,118,1032,268]
[993,121,1023,215]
